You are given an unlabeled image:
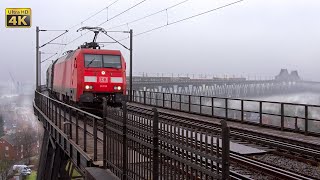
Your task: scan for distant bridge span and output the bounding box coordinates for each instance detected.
[129,76,319,98]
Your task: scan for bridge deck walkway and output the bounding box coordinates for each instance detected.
[56,107,149,168]
[129,102,320,146]
[52,108,104,164]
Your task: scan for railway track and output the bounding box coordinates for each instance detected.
[71,103,320,179]
[43,92,319,179]
[125,103,320,180]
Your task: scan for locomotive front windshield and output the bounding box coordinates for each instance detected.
[84,54,121,68]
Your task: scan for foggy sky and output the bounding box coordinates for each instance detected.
[1,0,320,84]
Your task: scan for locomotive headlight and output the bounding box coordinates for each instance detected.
[114,86,122,90]
[85,85,93,90]
[101,71,106,75]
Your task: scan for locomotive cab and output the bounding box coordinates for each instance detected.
[80,51,126,105]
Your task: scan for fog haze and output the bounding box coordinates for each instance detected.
[1,0,320,84]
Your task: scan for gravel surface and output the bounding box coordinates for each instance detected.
[230,165,275,180]
[254,154,320,179]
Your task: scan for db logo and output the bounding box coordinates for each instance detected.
[99,77,108,83]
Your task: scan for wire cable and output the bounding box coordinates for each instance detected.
[48,0,122,52]
[68,0,121,30]
[106,0,190,30]
[108,0,244,44]
[135,0,245,37]
[65,0,149,46]
[98,0,148,26]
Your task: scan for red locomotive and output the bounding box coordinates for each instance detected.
[46,42,126,106]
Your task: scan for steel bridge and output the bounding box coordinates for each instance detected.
[33,90,231,180]
[130,76,320,98]
[33,84,320,179]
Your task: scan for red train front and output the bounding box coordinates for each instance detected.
[46,45,126,106]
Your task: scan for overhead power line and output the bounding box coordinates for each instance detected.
[109,0,244,44]
[106,0,190,30]
[135,0,245,37]
[98,0,148,26]
[68,0,121,30]
[43,0,121,58]
[66,0,149,46]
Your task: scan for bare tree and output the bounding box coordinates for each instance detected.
[0,153,12,180]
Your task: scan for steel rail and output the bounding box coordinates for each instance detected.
[126,104,320,157]
[125,104,320,179]
[230,154,314,180]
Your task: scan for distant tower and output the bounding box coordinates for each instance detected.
[290,70,300,81]
[275,69,289,81]
[275,69,301,81]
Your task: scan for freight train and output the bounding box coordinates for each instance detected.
[46,42,126,106]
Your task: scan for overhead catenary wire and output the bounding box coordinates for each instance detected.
[107,0,245,44]
[65,0,149,46]
[99,0,148,26]
[46,0,122,56]
[67,0,121,30]
[135,0,245,37]
[106,0,190,30]
[42,0,147,66]
[41,53,58,63]
[40,30,68,48]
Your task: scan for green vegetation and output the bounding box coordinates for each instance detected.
[25,171,37,180]
[65,161,82,179]
[72,169,81,179]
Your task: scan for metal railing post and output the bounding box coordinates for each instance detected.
[143,91,146,104]
[132,90,135,102]
[122,101,128,180]
[50,100,53,120]
[188,95,191,112]
[46,98,48,116]
[55,102,58,126]
[170,94,173,109]
[212,97,214,117]
[63,107,67,133]
[281,103,284,130]
[76,110,79,145]
[221,120,230,179]
[103,98,107,169]
[179,94,182,110]
[259,102,263,126]
[59,104,62,129]
[241,100,244,123]
[84,115,87,152]
[199,96,202,114]
[295,116,298,132]
[225,98,228,120]
[152,108,159,180]
[40,93,43,111]
[69,107,72,139]
[93,117,97,161]
[150,91,152,105]
[162,93,165,107]
[305,105,308,135]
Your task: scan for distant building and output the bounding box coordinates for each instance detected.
[0,134,22,161]
[275,69,301,81]
[0,132,39,161]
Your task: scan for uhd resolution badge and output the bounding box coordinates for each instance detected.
[5,8,31,28]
